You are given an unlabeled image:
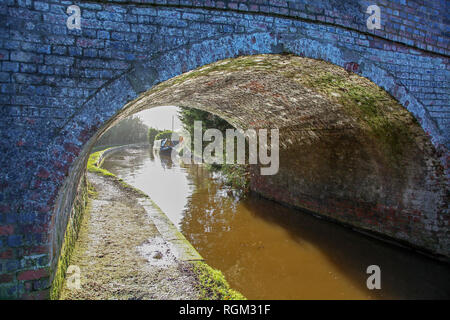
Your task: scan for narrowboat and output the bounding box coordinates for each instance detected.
[153,138,177,155]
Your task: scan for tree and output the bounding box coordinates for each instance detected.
[178,107,232,137]
[148,127,161,146]
[178,107,232,153]
[95,116,149,147]
[177,107,249,192]
[155,130,174,141]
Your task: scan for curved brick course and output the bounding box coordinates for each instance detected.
[119,54,449,258]
[0,0,448,299]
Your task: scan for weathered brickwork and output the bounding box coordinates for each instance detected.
[122,54,449,259]
[0,0,448,299]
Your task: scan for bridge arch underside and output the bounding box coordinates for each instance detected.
[67,54,444,260]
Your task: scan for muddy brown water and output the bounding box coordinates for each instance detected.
[102,147,450,300]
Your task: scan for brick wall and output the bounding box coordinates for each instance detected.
[96,0,449,56]
[0,0,448,299]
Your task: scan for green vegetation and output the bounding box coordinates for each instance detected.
[147,127,161,146]
[87,149,151,197]
[192,261,246,300]
[96,116,148,147]
[178,107,232,138]
[50,176,96,299]
[52,151,114,299]
[178,107,250,193]
[86,149,115,177]
[155,129,175,141]
[149,128,179,146]
[284,58,416,166]
[149,56,274,94]
[208,163,250,192]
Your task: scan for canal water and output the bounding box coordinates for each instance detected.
[102,147,450,300]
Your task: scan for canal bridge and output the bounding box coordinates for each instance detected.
[0,0,448,299]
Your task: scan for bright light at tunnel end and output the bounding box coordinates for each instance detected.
[170,121,279,176]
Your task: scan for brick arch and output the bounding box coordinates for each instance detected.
[1,1,448,299]
[52,32,446,157]
[48,40,448,281]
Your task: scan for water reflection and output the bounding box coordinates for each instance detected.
[103,147,450,300]
[103,147,193,228]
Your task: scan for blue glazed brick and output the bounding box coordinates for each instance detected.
[79,3,102,10]
[0,50,8,60]
[38,65,54,75]
[83,49,98,58]
[131,8,157,16]
[45,35,75,46]
[19,63,36,73]
[158,10,180,19]
[35,44,51,55]
[97,30,110,40]
[4,40,20,50]
[0,72,10,82]
[97,11,124,22]
[111,32,138,42]
[34,1,49,11]
[10,51,43,64]
[68,46,83,57]
[2,62,19,72]
[105,5,127,14]
[102,21,130,32]
[52,46,67,55]
[45,55,74,66]
[222,25,234,33]
[7,235,23,248]
[182,12,204,21]
[131,24,157,34]
[6,260,20,272]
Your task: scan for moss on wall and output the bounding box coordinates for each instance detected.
[50,175,95,299]
[279,57,419,168]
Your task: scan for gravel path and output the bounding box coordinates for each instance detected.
[60,172,202,300]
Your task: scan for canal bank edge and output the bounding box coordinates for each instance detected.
[93,144,205,263]
[51,145,245,300]
[49,174,93,300]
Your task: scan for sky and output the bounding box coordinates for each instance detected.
[135,106,183,131]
